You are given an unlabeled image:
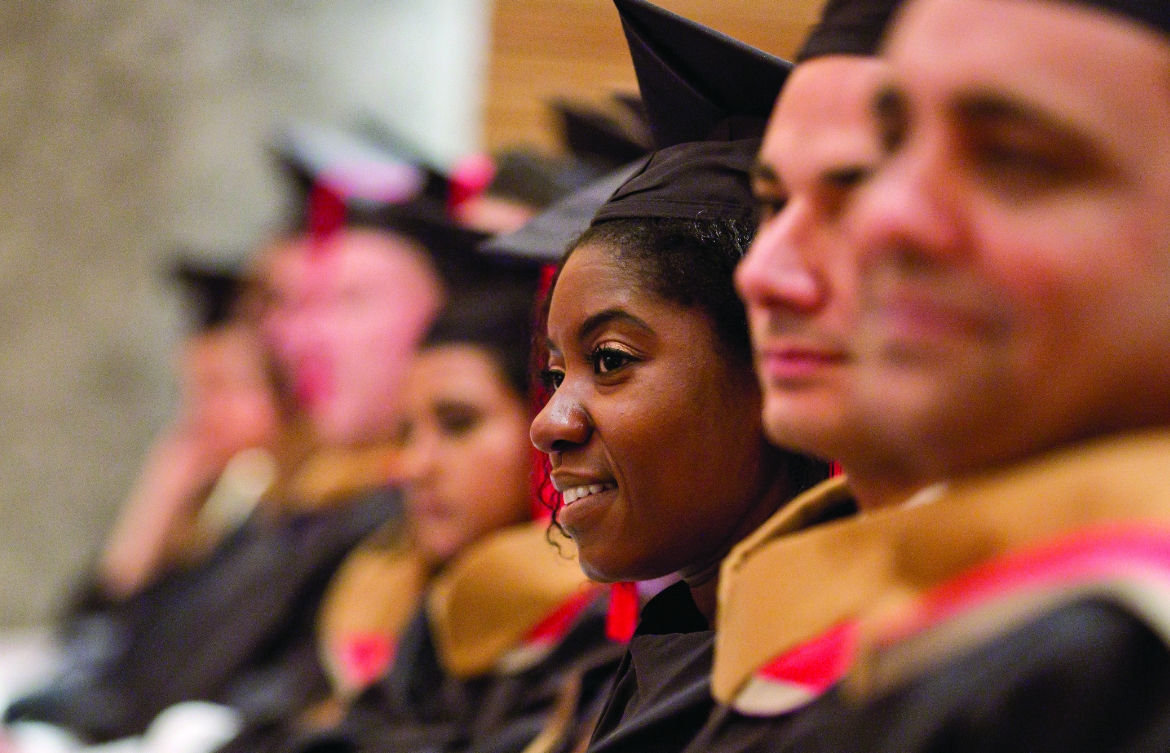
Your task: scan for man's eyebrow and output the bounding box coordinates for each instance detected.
[821,164,871,189]
[750,162,778,184]
[577,308,653,344]
[750,161,786,195]
[951,90,1109,166]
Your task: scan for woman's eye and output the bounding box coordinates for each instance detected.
[591,346,635,375]
[394,419,414,448]
[539,368,564,391]
[436,405,480,437]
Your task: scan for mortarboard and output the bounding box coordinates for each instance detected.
[483,149,600,211]
[589,0,792,226]
[1065,1,1170,38]
[797,0,902,61]
[614,0,791,149]
[550,98,651,170]
[481,162,642,264]
[171,257,245,332]
[481,1,793,261]
[271,122,431,235]
[270,123,491,289]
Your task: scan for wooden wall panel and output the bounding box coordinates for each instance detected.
[484,0,828,152]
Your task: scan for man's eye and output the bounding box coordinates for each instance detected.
[591,346,635,375]
[756,196,787,224]
[972,141,1069,193]
[394,419,414,448]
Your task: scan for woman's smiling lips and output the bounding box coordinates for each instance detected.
[551,474,619,531]
[561,482,617,505]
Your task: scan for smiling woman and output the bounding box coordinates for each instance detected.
[536,216,781,587]
[522,3,832,753]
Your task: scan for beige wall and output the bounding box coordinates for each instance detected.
[0,0,491,626]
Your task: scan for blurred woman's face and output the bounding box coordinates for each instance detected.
[530,242,778,583]
[399,344,533,567]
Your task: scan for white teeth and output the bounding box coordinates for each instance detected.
[561,483,615,506]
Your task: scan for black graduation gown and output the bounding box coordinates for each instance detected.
[585,581,715,753]
[6,487,400,743]
[284,591,623,753]
[685,597,1170,753]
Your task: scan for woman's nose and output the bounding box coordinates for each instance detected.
[530,388,591,454]
[398,425,438,484]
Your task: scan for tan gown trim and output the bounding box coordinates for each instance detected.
[427,521,594,679]
[316,525,429,698]
[713,475,857,703]
[713,430,1170,704]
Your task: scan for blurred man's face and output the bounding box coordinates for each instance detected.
[848,0,1170,479]
[737,56,887,461]
[179,326,278,460]
[259,229,443,448]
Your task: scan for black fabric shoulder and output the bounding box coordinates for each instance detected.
[635,581,709,636]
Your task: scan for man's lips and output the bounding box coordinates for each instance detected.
[757,344,849,382]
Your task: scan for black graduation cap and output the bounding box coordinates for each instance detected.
[550,98,651,169]
[797,0,902,62]
[171,257,245,331]
[480,162,642,264]
[614,0,792,149]
[271,122,434,233]
[483,1,793,262]
[588,0,792,226]
[1071,1,1170,39]
[270,122,491,289]
[484,149,600,210]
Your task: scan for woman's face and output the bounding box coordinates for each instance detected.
[531,242,777,583]
[399,344,533,567]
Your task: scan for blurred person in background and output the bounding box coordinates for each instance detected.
[3,128,476,751]
[99,260,281,602]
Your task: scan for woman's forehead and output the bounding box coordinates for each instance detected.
[547,245,642,333]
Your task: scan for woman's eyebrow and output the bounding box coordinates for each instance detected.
[577,308,653,344]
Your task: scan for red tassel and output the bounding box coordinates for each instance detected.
[605,582,640,643]
[307,182,347,250]
[447,153,496,214]
[829,461,844,478]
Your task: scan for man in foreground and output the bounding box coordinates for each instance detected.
[724,0,1170,750]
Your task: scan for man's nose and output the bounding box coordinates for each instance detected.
[737,199,827,314]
